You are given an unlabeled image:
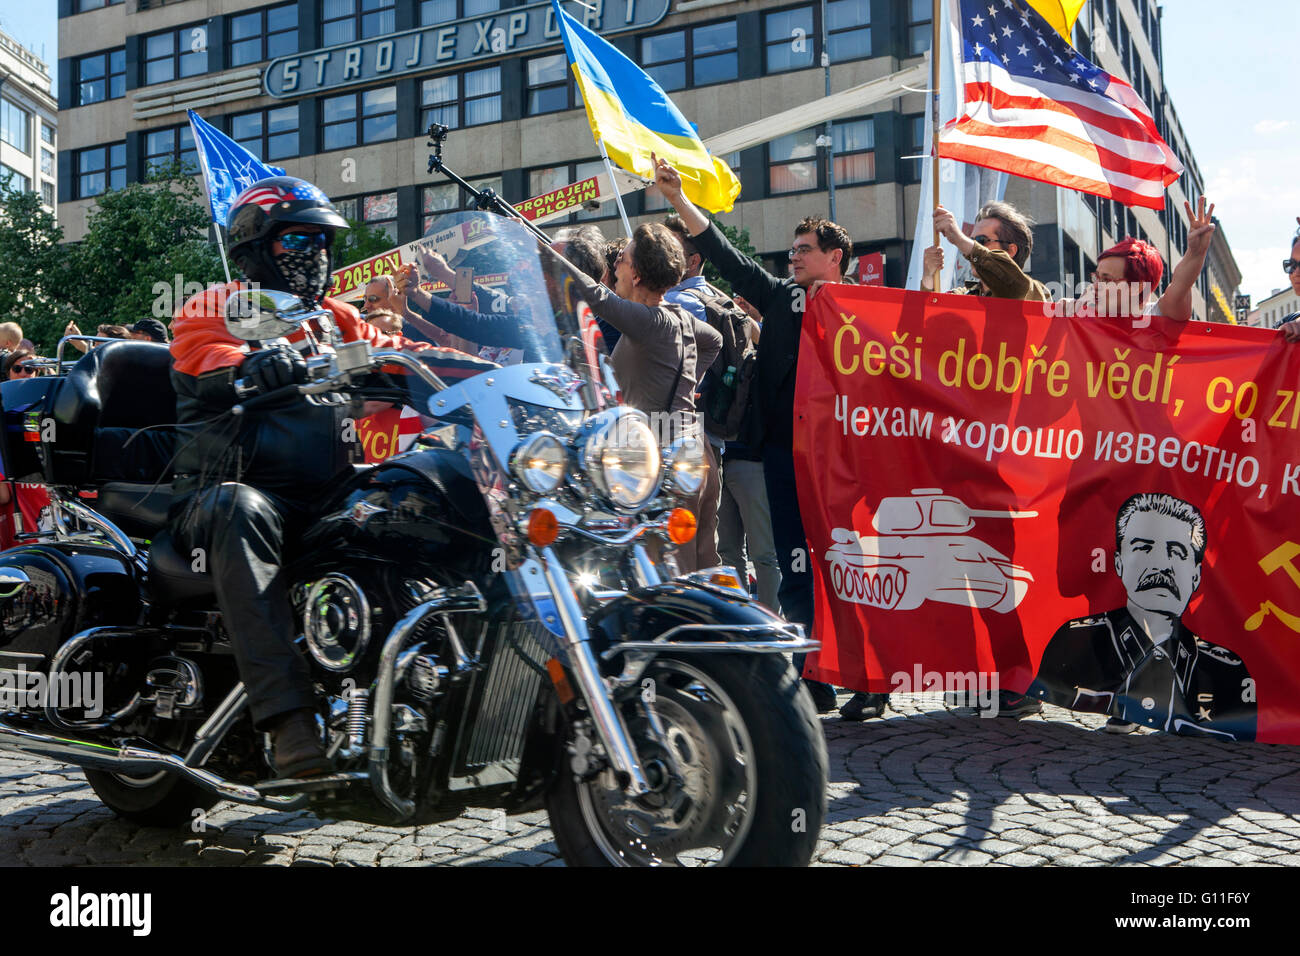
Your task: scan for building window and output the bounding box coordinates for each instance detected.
[903,113,925,182]
[231,106,300,162]
[423,175,502,232]
[144,24,210,86]
[75,0,124,10]
[420,0,500,23]
[321,86,397,151]
[907,0,931,56]
[76,48,125,105]
[421,66,502,130]
[0,100,29,155]
[765,6,815,74]
[827,0,871,61]
[229,4,298,68]
[41,182,53,207]
[41,123,54,146]
[40,150,53,176]
[76,143,126,198]
[0,166,30,193]
[336,190,398,241]
[143,125,198,177]
[526,53,580,115]
[323,0,396,46]
[768,127,818,194]
[832,118,875,185]
[527,160,612,224]
[641,20,738,92]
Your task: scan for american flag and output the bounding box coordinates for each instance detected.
[937,0,1183,209]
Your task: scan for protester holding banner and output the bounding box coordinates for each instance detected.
[922,202,1050,303]
[652,153,859,714]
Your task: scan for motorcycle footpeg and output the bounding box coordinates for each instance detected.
[254,771,368,795]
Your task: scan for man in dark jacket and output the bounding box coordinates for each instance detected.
[170,177,492,778]
[652,155,864,715]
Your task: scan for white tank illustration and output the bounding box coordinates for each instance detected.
[824,489,1036,613]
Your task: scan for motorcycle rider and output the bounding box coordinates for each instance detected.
[169,176,495,778]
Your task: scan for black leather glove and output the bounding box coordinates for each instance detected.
[240,345,307,395]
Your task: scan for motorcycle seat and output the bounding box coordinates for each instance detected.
[95,482,172,540]
[146,529,214,603]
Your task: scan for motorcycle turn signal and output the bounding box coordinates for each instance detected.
[527,508,560,547]
[667,508,697,545]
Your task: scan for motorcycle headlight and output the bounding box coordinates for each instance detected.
[510,432,566,494]
[579,410,662,511]
[662,435,707,497]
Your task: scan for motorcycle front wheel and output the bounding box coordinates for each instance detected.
[84,769,220,828]
[545,652,827,866]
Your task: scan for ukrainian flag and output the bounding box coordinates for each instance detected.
[551,1,740,214]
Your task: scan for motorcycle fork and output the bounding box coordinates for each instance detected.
[537,545,653,796]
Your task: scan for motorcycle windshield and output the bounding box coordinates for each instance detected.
[412,211,606,376]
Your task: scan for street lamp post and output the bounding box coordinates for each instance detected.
[820,0,836,223]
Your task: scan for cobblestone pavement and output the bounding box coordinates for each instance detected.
[3,693,1299,866]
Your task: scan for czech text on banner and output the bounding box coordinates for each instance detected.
[794,284,1300,743]
[549,0,740,214]
[937,0,1182,209]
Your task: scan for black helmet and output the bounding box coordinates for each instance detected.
[226,177,350,301]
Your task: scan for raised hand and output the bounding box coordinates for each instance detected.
[1184,196,1216,255]
[933,205,962,244]
[651,152,684,204]
[419,249,455,287]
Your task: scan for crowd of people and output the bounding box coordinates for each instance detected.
[3,166,1298,736]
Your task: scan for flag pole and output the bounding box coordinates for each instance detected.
[597,137,634,238]
[188,114,233,284]
[930,0,942,293]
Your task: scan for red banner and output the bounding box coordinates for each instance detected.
[796,285,1300,743]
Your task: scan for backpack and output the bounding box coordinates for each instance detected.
[688,283,759,442]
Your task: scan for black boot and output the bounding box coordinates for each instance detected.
[840,691,889,721]
[803,679,839,714]
[269,708,331,778]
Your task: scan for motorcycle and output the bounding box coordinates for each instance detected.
[0,208,827,866]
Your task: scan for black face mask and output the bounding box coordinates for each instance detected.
[271,245,332,303]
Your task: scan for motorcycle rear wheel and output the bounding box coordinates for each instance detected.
[545,652,826,866]
[84,769,220,828]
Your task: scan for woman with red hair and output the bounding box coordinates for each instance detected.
[1084,196,1217,322]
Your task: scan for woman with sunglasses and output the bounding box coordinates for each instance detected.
[1275,220,1300,341]
[3,349,37,380]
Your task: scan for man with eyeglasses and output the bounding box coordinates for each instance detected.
[652,153,857,716]
[1274,218,1300,338]
[921,201,1050,302]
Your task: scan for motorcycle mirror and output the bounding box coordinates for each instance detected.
[223,289,325,341]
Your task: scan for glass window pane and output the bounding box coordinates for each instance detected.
[910,0,930,19]
[647,62,685,91]
[110,143,125,167]
[362,113,396,142]
[362,86,396,115]
[82,172,106,196]
[465,66,500,97]
[833,152,874,184]
[180,50,207,77]
[267,31,297,59]
[267,132,298,160]
[323,0,355,17]
[424,183,457,212]
[146,32,173,58]
[362,0,394,11]
[828,29,870,61]
[465,0,500,14]
[421,0,455,24]
[364,192,397,220]
[827,0,869,31]
[693,52,736,85]
[766,39,812,72]
[323,123,356,151]
[528,54,566,85]
[642,31,685,65]
[323,21,355,45]
[770,161,817,193]
[267,106,297,133]
[770,128,817,162]
[529,88,568,114]
[268,5,297,31]
[80,79,105,104]
[361,11,396,38]
[80,148,106,173]
[423,104,458,129]
[110,49,124,73]
[833,119,873,153]
[529,166,567,197]
[323,95,357,123]
[463,96,500,126]
[146,129,175,156]
[231,113,263,140]
[694,21,736,54]
[422,75,458,105]
[110,75,125,98]
[80,56,105,80]
[231,39,260,67]
[765,8,813,42]
[230,12,260,40]
[334,198,358,220]
[909,24,930,55]
[146,60,173,84]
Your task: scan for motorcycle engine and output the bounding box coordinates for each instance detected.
[302,573,372,674]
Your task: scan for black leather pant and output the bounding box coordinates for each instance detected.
[173,483,315,729]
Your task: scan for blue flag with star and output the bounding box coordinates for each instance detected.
[187,110,285,229]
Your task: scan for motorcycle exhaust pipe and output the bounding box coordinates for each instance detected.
[0,716,297,807]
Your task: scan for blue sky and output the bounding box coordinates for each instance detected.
[1,0,1294,306]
